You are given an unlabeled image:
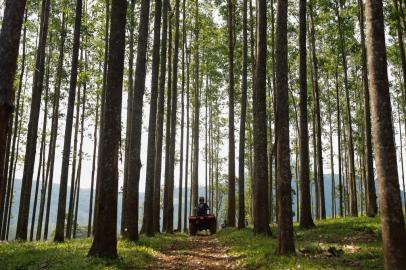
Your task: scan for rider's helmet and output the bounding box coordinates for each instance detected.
[199,197,205,203]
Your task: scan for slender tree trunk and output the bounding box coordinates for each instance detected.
[1,10,27,239]
[121,0,136,235]
[358,0,377,217]
[88,93,99,237]
[143,0,162,237]
[299,0,314,229]
[88,0,127,258]
[44,12,66,240]
[238,0,248,229]
[191,0,200,210]
[182,0,190,232]
[365,1,406,267]
[16,0,51,241]
[0,1,28,225]
[153,0,169,233]
[177,0,186,231]
[125,0,151,241]
[335,0,358,217]
[226,0,236,228]
[309,1,325,219]
[54,0,82,242]
[335,66,343,217]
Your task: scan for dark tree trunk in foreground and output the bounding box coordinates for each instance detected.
[252,0,270,236]
[125,0,150,241]
[143,0,162,237]
[153,0,169,233]
[365,0,406,268]
[88,0,127,258]
[16,0,50,241]
[299,0,314,229]
[238,0,248,229]
[227,0,236,228]
[275,0,295,255]
[0,0,27,231]
[358,0,377,217]
[54,0,82,242]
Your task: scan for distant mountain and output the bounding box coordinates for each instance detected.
[7,177,405,239]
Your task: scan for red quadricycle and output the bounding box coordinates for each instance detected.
[188,213,217,235]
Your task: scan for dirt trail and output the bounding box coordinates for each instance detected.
[147,235,242,270]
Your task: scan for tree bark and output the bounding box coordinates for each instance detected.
[253,0,270,236]
[54,0,82,242]
[153,0,169,233]
[275,0,295,254]
[125,0,151,241]
[0,1,27,227]
[88,0,127,258]
[143,0,162,237]
[226,0,236,228]
[358,0,377,217]
[16,0,50,241]
[365,1,406,268]
[299,0,314,229]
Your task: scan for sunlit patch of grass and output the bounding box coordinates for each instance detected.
[0,233,189,270]
[217,217,384,270]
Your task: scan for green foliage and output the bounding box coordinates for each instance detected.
[0,234,188,270]
[217,217,384,270]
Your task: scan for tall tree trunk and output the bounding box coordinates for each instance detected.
[335,66,343,217]
[275,0,295,255]
[16,0,50,241]
[164,0,180,234]
[365,1,406,267]
[327,90,335,218]
[163,13,173,231]
[143,0,162,237]
[178,0,186,231]
[125,0,151,241]
[238,0,248,229]
[183,35,191,232]
[253,0,270,236]
[191,0,200,210]
[358,0,377,217]
[227,0,236,228]
[88,93,99,237]
[43,12,66,240]
[153,0,169,233]
[299,0,314,229]
[88,0,127,258]
[0,1,28,226]
[309,0,325,219]
[0,10,27,239]
[121,0,136,235]
[54,0,82,242]
[335,0,358,217]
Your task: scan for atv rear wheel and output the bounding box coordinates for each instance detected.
[189,221,197,236]
[209,219,217,234]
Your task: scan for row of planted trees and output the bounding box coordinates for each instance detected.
[0,0,406,268]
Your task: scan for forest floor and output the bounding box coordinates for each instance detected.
[0,217,386,269]
[218,217,384,270]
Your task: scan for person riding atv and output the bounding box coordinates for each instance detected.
[197,197,210,216]
[189,197,216,235]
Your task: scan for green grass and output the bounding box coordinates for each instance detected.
[217,217,384,270]
[0,233,188,270]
